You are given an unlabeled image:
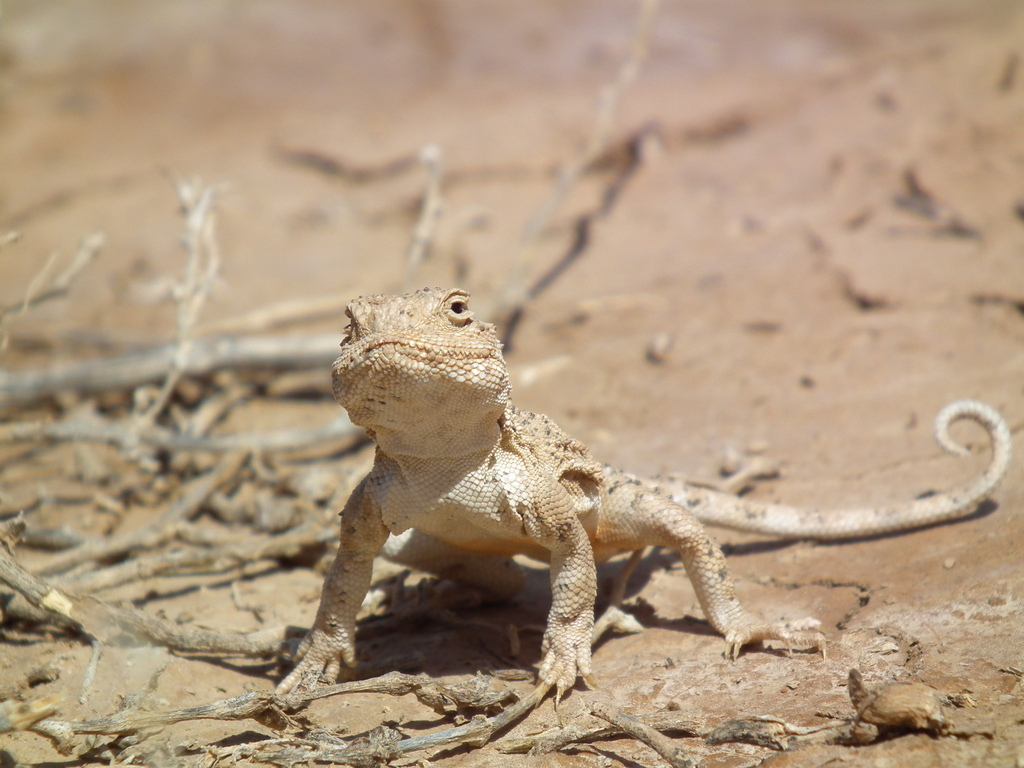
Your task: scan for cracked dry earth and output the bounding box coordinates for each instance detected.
[1,1,1024,766]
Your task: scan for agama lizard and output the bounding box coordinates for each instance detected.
[276,288,1012,701]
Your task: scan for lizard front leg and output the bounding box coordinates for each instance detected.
[524,507,599,703]
[277,480,389,694]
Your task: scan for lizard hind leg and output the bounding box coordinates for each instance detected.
[381,529,525,603]
[599,477,824,658]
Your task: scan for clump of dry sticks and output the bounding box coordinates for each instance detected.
[0,2,864,765]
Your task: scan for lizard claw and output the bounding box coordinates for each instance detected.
[537,619,595,703]
[276,627,354,695]
[723,619,825,661]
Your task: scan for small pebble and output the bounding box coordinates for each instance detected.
[646,333,673,364]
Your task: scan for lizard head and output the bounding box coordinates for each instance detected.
[332,288,511,456]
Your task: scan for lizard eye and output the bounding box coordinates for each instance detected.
[445,295,473,326]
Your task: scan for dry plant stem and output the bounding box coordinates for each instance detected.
[280,670,513,714]
[0,232,104,320]
[17,252,60,315]
[33,673,542,759]
[0,540,288,656]
[495,710,706,754]
[63,520,335,594]
[0,332,339,405]
[36,451,248,576]
[275,145,420,183]
[497,0,660,318]
[704,716,853,750]
[403,144,444,290]
[500,123,654,348]
[79,640,102,704]
[134,180,220,431]
[0,410,360,454]
[195,293,356,336]
[35,690,279,748]
[182,381,253,436]
[589,699,695,768]
[0,232,104,354]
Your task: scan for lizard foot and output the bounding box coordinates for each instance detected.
[275,628,354,695]
[723,618,825,661]
[538,617,599,705]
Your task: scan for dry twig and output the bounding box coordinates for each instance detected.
[589,699,695,768]
[33,451,248,576]
[0,409,360,454]
[275,145,420,183]
[0,534,289,657]
[0,232,104,354]
[892,168,980,239]
[0,332,339,406]
[496,708,705,755]
[494,0,660,337]
[133,179,221,431]
[30,672,541,761]
[61,519,336,594]
[195,293,355,336]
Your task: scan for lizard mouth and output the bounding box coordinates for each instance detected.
[336,335,500,373]
[331,334,510,426]
[331,335,507,406]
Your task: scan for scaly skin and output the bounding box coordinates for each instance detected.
[277,288,1012,698]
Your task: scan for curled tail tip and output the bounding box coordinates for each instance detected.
[934,399,1011,460]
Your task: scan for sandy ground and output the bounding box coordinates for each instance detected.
[1,1,1023,766]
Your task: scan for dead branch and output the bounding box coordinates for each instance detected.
[892,167,980,239]
[500,123,656,348]
[0,536,289,656]
[589,699,695,768]
[0,232,104,321]
[0,332,340,406]
[0,232,104,354]
[592,548,646,643]
[32,671,539,761]
[62,519,335,594]
[493,0,660,333]
[35,451,248,576]
[0,404,358,456]
[495,708,706,755]
[280,671,514,717]
[179,381,253,437]
[274,145,420,183]
[258,677,544,763]
[34,690,280,757]
[80,640,102,703]
[134,179,221,431]
[195,293,355,336]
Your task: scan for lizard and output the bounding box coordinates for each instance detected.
[276,287,1013,701]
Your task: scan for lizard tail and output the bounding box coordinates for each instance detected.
[672,399,1013,540]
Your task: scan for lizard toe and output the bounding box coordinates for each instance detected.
[723,619,825,660]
